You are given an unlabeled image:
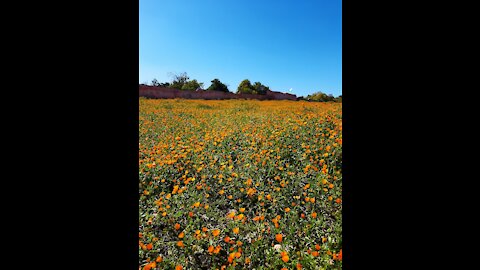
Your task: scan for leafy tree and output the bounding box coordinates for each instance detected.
[207,78,229,92]
[237,79,254,94]
[181,79,203,91]
[252,81,270,95]
[151,78,160,86]
[306,91,339,102]
[169,72,190,90]
[159,82,170,87]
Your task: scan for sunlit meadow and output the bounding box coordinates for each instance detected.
[139,98,342,269]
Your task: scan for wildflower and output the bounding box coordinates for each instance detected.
[178,232,184,238]
[233,227,239,234]
[174,223,180,230]
[227,211,235,219]
[212,229,220,237]
[144,262,156,270]
[275,234,283,243]
[177,241,184,248]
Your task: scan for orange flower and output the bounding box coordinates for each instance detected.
[202,227,208,232]
[224,236,231,242]
[156,256,163,262]
[281,268,288,270]
[300,213,305,219]
[328,196,333,201]
[312,251,319,257]
[296,263,303,270]
[174,223,180,230]
[311,212,317,218]
[310,197,315,203]
[338,249,342,260]
[189,211,194,217]
[178,232,185,238]
[335,198,342,204]
[275,234,283,243]
[322,237,327,243]
[146,243,153,250]
[227,211,235,219]
[212,229,220,237]
[281,255,289,263]
[245,257,251,264]
[315,244,321,250]
[208,245,214,253]
[177,241,184,248]
[193,202,200,207]
[329,183,334,189]
[175,265,183,270]
[235,214,245,220]
[239,208,245,213]
[213,245,221,254]
[232,227,239,234]
[285,207,290,213]
[143,262,156,270]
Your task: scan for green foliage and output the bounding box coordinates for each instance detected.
[306,91,341,102]
[181,79,204,91]
[151,78,160,86]
[237,79,254,94]
[207,79,229,92]
[237,80,270,95]
[252,82,269,95]
[170,72,190,90]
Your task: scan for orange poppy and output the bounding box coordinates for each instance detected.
[275,234,283,243]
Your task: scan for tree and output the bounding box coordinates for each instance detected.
[181,79,203,91]
[169,72,190,90]
[237,79,254,94]
[306,91,339,102]
[151,78,160,86]
[207,79,229,92]
[160,82,170,87]
[252,81,269,95]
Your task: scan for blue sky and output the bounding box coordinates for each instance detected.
[139,0,342,97]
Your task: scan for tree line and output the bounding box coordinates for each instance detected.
[143,72,341,102]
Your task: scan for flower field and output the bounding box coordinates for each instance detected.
[139,98,342,269]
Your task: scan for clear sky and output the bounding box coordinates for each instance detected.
[139,0,342,97]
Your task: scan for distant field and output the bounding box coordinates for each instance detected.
[139,99,342,269]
